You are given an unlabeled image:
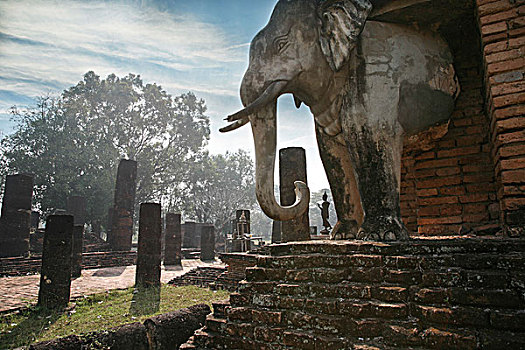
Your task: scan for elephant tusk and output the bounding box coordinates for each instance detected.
[219,118,249,133]
[225,80,288,122]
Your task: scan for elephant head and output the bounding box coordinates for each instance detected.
[221,0,372,221]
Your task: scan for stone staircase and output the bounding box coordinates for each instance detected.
[181,238,525,349]
[168,266,227,289]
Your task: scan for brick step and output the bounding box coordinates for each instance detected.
[269,239,525,257]
[168,266,227,289]
[212,300,230,318]
[205,315,227,332]
[238,281,524,308]
[191,329,271,350]
[258,252,525,271]
[230,296,408,319]
[245,266,522,289]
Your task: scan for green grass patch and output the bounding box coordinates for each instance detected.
[0,285,229,349]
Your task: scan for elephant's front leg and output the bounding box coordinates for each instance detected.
[315,125,363,239]
[342,119,410,241]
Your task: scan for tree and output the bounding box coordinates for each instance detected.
[0,72,209,227]
[182,150,257,235]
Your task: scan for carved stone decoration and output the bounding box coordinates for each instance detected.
[221,0,459,241]
[109,159,137,251]
[38,214,74,309]
[0,174,33,257]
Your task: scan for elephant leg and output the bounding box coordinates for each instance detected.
[315,125,363,239]
[342,121,409,241]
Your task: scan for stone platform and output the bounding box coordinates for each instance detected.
[182,238,525,349]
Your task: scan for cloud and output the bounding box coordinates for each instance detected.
[0,0,247,103]
[0,0,330,190]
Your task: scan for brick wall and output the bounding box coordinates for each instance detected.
[0,251,136,276]
[401,12,501,236]
[477,0,525,235]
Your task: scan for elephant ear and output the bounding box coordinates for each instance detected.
[317,0,372,71]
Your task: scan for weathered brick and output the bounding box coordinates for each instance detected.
[483,20,509,35]
[490,310,525,331]
[414,305,489,327]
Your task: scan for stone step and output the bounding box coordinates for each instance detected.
[269,239,525,257]
[231,295,408,320]
[245,266,522,289]
[212,300,230,317]
[258,252,525,271]
[205,315,227,333]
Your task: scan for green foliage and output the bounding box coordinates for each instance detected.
[0,285,229,349]
[182,150,256,233]
[0,71,209,227]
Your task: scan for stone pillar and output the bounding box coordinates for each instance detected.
[67,195,87,226]
[271,220,282,244]
[182,221,196,248]
[164,213,182,266]
[109,159,137,251]
[279,147,310,242]
[38,215,73,309]
[71,225,84,278]
[30,211,40,229]
[135,203,162,289]
[195,223,204,248]
[0,174,33,257]
[200,225,215,261]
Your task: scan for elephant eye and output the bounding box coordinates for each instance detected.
[274,37,289,54]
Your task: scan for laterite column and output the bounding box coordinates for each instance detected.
[135,203,162,289]
[271,220,282,244]
[109,159,137,251]
[279,147,310,242]
[200,225,215,261]
[0,174,33,257]
[71,225,84,278]
[67,195,87,226]
[182,221,196,248]
[38,215,74,309]
[164,213,182,266]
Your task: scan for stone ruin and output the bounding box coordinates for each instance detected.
[135,203,162,290]
[279,147,309,243]
[0,174,33,258]
[108,159,137,251]
[164,213,182,266]
[37,214,74,309]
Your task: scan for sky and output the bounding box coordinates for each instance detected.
[0,0,330,190]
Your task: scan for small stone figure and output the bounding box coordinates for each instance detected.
[317,191,332,234]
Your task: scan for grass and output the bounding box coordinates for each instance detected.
[0,285,229,349]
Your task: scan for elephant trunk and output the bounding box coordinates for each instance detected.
[250,103,310,221]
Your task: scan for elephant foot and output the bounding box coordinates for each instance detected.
[330,220,358,240]
[357,215,410,241]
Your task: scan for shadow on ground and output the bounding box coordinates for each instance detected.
[0,306,62,349]
[164,265,183,271]
[92,266,127,277]
[129,287,160,316]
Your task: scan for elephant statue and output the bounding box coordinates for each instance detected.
[221,0,459,241]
